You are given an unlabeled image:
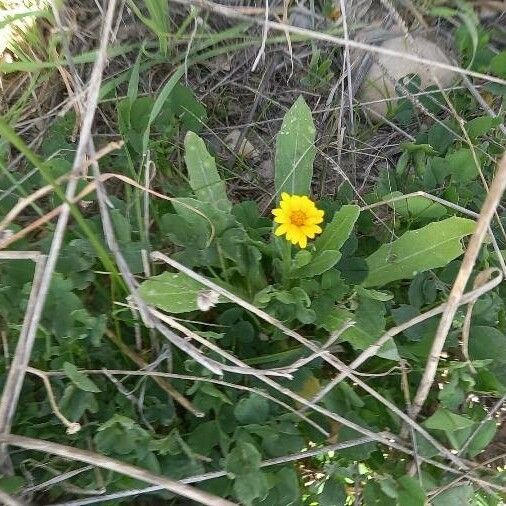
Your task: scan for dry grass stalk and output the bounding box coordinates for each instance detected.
[0,434,238,506]
[411,152,506,420]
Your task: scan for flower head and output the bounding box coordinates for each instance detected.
[272,193,324,248]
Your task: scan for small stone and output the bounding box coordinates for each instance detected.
[357,36,455,120]
[224,130,257,158]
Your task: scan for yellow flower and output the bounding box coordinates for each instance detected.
[272,193,324,248]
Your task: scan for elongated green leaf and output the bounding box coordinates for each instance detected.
[127,49,142,101]
[184,132,231,212]
[315,205,360,253]
[274,96,316,196]
[138,271,224,313]
[63,362,101,393]
[141,66,185,153]
[465,115,501,140]
[291,250,341,278]
[385,192,447,220]
[364,217,475,287]
[457,7,479,67]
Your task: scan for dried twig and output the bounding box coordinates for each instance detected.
[105,330,204,417]
[0,489,24,506]
[304,269,503,407]
[0,253,46,471]
[47,437,375,506]
[26,368,81,435]
[0,434,237,506]
[43,367,329,437]
[168,0,506,86]
[150,252,472,471]
[0,0,118,470]
[411,153,506,420]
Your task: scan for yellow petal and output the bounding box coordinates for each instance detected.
[307,213,324,225]
[302,226,316,238]
[298,235,308,248]
[286,225,300,243]
[274,224,288,236]
[280,199,291,210]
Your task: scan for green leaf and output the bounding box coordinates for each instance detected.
[427,121,457,155]
[0,475,25,495]
[321,306,398,360]
[170,83,207,132]
[59,386,99,421]
[423,408,475,432]
[274,96,316,196]
[234,471,269,506]
[63,362,101,393]
[438,376,465,410]
[293,250,312,268]
[431,485,473,506]
[161,213,209,248]
[446,148,479,183]
[140,66,185,153]
[319,479,346,506]
[315,205,360,253]
[466,420,497,458]
[291,250,341,278]
[429,6,458,18]
[465,116,501,140]
[234,394,270,424]
[397,475,426,506]
[490,50,506,79]
[173,197,234,238]
[363,217,475,287]
[261,467,300,506]
[356,286,393,301]
[384,192,447,220]
[188,421,221,454]
[457,7,479,67]
[184,132,231,212]
[225,441,262,476]
[138,271,224,313]
[469,326,506,386]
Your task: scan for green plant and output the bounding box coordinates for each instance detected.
[1,4,506,505]
[134,95,505,504]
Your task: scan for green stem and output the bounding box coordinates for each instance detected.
[280,239,292,288]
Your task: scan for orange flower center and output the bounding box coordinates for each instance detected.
[290,210,306,226]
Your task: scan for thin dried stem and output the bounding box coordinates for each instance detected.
[0,434,237,506]
[304,269,503,408]
[26,368,81,435]
[150,252,471,471]
[0,0,118,469]
[105,330,204,417]
[168,0,506,86]
[47,437,375,506]
[0,489,24,506]
[0,253,47,471]
[411,153,506,420]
